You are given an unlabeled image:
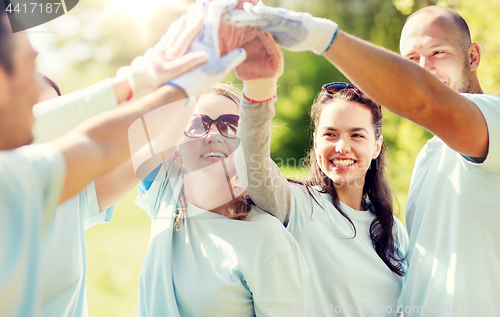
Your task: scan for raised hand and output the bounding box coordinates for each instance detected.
[225,3,338,55]
[236,32,283,102]
[169,0,247,98]
[121,7,209,99]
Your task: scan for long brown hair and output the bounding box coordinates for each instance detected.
[174,83,253,231]
[299,88,405,276]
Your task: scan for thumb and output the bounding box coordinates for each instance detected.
[219,48,247,72]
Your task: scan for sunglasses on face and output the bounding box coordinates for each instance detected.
[321,82,363,95]
[184,114,239,139]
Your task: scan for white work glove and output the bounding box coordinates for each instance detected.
[119,6,208,99]
[169,0,247,98]
[225,3,338,55]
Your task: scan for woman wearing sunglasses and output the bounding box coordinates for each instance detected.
[131,83,308,317]
[234,38,408,314]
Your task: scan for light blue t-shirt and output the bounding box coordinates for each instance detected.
[136,158,309,317]
[404,94,500,316]
[0,144,65,317]
[39,181,114,317]
[287,184,408,316]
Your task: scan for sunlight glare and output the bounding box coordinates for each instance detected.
[106,0,186,25]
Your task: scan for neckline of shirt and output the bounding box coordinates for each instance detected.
[339,201,374,220]
[185,200,231,219]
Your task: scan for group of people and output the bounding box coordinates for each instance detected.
[0,0,498,316]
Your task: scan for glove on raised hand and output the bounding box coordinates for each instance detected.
[121,8,208,99]
[218,0,260,57]
[236,32,283,102]
[169,0,247,98]
[225,3,338,55]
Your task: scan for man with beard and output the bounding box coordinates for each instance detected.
[227,4,499,316]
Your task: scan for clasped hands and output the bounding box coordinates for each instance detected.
[121,0,339,102]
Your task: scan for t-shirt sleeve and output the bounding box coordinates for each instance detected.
[249,244,309,316]
[236,98,292,224]
[0,143,66,236]
[0,144,65,316]
[461,93,500,172]
[82,181,115,230]
[135,157,183,219]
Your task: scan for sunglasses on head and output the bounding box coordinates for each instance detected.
[184,114,239,139]
[322,82,362,95]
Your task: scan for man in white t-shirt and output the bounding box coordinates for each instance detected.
[396,7,500,316]
[226,3,499,316]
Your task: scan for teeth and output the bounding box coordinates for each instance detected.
[201,152,226,158]
[331,159,355,167]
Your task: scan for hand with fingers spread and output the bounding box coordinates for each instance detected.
[169,0,248,98]
[225,3,338,55]
[120,7,209,100]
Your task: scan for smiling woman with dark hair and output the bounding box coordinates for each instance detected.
[236,80,408,315]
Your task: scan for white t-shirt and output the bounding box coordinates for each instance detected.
[404,94,500,316]
[39,181,114,317]
[287,184,408,317]
[136,159,309,317]
[0,144,65,317]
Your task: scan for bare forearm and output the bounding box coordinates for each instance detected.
[323,31,488,157]
[95,159,139,211]
[324,31,445,120]
[53,85,187,203]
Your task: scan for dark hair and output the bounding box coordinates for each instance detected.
[297,88,405,276]
[407,6,471,52]
[41,74,62,96]
[0,7,14,73]
[174,82,252,231]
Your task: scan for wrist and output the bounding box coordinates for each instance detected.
[307,17,339,55]
[243,77,278,103]
[111,76,132,104]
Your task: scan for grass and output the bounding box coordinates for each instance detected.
[86,167,408,316]
[86,188,149,317]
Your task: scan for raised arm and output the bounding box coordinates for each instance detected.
[52,86,188,204]
[94,0,248,210]
[95,96,195,211]
[237,99,292,224]
[323,31,487,158]
[232,30,292,224]
[48,3,212,204]
[227,4,489,158]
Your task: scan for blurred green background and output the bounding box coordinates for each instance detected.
[29,0,500,315]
